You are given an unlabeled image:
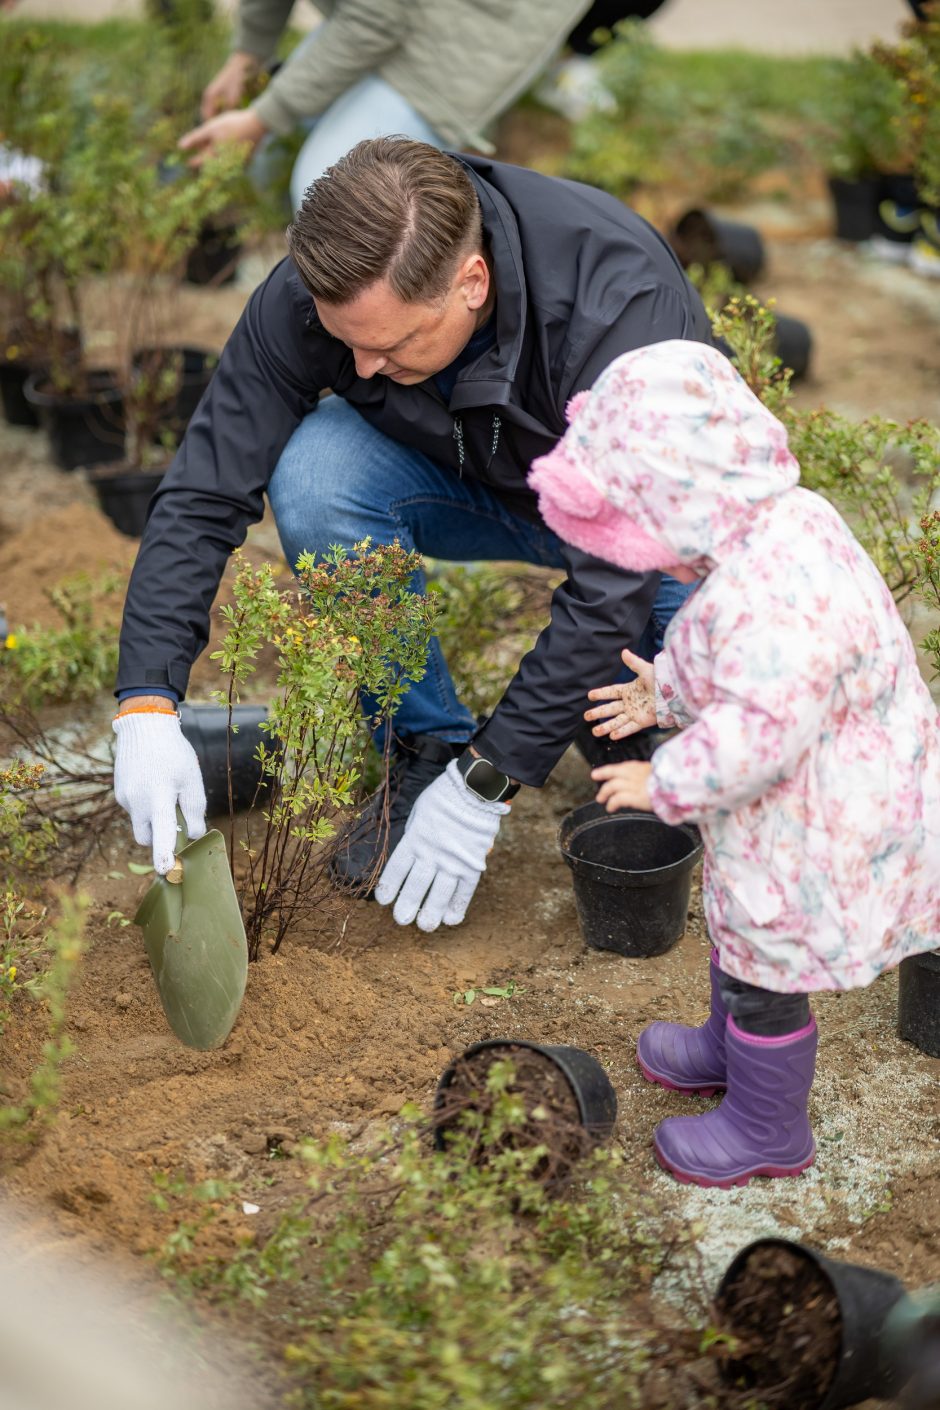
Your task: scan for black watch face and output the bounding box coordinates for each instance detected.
[465,757,510,802]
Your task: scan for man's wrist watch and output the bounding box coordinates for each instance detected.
[456,748,520,803]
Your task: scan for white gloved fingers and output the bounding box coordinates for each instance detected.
[374,837,416,907]
[178,770,208,843]
[416,871,460,934]
[443,874,479,927]
[127,806,153,850]
[150,798,181,876]
[392,859,437,927]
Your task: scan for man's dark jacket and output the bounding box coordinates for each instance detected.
[117,154,712,787]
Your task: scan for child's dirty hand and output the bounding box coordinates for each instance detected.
[591,761,654,813]
[585,648,656,739]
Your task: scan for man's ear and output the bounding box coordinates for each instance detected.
[459,251,490,311]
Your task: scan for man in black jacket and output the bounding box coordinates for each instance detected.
[113,137,712,931]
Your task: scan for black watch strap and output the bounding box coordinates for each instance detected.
[456,749,521,803]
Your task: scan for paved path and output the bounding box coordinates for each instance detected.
[9,0,912,55]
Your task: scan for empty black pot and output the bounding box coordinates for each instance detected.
[184,222,241,287]
[828,176,881,242]
[23,369,125,471]
[669,207,766,284]
[774,312,813,381]
[87,466,165,538]
[898,949,940,1058]
[434,1038,618,1149]
[559,801,702,957]
[717,1237,910,1410]
[179,702,268,815]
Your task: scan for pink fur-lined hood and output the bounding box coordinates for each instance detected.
[528,340,800,574]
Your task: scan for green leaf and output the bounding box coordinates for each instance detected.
[127,861,154,875]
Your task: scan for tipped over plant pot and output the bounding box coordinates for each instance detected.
[433,1039,617,1187]
[179,702,269,816]
[559,800,702,957]
[897,949,940,1058]
[668,208,766,284]
[714,1237,910,1409]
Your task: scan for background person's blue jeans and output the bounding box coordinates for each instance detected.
[251,30,444,211]
[267,396,693,748]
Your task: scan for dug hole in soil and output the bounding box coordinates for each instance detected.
[0,200,938,1407]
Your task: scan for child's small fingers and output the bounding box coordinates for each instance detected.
[621,647,650,673]
[586,685,623,702]
[584,701,621,722]
[608,721,641,740]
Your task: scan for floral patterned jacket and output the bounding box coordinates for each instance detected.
[530,341,940,992]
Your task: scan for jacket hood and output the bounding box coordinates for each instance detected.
[528,340,799,574]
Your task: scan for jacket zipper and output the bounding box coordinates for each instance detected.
[453,412,502,479]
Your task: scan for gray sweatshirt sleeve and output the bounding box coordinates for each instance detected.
[251,0,411,135]
[234,0,296,62]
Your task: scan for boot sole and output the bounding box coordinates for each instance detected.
[653,1141,816,1189]
[637,1056,725,1099]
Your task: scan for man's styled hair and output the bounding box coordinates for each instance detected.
[286,137,484,306]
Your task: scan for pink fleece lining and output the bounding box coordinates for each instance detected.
[529,450,674,573]
[728,1016,817,1045]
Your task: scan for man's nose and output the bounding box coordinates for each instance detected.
[352,349,388,378]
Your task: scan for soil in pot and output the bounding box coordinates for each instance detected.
[433,1041,605,1188]
[715,1242,842,1409]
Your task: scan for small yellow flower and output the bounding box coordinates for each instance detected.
[4,634,17,650]
[7,966,16,982]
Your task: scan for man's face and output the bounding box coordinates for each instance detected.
[314,250,492,386]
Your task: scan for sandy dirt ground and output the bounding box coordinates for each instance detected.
[0,70,937,1409]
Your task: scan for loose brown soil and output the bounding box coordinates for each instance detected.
[715,1242,843,1408]
[0,147,938,1409]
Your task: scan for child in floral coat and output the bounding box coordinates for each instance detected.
[529,340,940,1190]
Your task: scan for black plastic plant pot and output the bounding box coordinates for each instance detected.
[23,369,125,471]
[715,1237,910,1410]
[433,1038,618,1161]
[0,358,41,428]
[669,207,766,284]
[130,345,217,439]
[898,950,940,1058]
[559,801,702,958]
[774,312,813,382]
[87,466,165,539]
[828,176,881,242]
[184,222,241,287]
[179,702,269,816]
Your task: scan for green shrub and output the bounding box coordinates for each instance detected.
[3,574,120,708]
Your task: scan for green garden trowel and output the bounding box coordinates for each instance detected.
[134,823,247,1050]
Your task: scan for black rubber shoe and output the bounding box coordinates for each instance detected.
[573,720,674,768]
[329,733,466,896]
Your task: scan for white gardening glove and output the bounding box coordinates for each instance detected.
[374,759,509,933]
[112,712,207,874]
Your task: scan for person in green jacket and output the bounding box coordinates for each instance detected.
[180,0,594,209]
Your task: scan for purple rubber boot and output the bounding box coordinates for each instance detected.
[636,950,727,1096]
[652,1015,817,1189]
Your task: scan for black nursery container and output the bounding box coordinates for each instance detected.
[179,703,268,816]
[828,176,881,242]
[130,345,216,438]
[87,467,165,538]
[559,801,702,958]
[0,358,42,428]
[669,207,766,283]
[717,1238,910,1410]
[898,950,940,1058]
[23,369,125,471]
[774,313,813,382]
[434,1038,618,1148]
[184,222,241,287]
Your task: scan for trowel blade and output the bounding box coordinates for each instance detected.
[134,829,247,1050]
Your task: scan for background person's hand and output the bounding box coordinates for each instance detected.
[591,760,654,813]
[112,709,207,874]
[584,647,657,739]
[200,51,260,120]
[178,109,267,167]
[374,760,509,932]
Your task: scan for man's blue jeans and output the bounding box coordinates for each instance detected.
[268,397,693,746]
